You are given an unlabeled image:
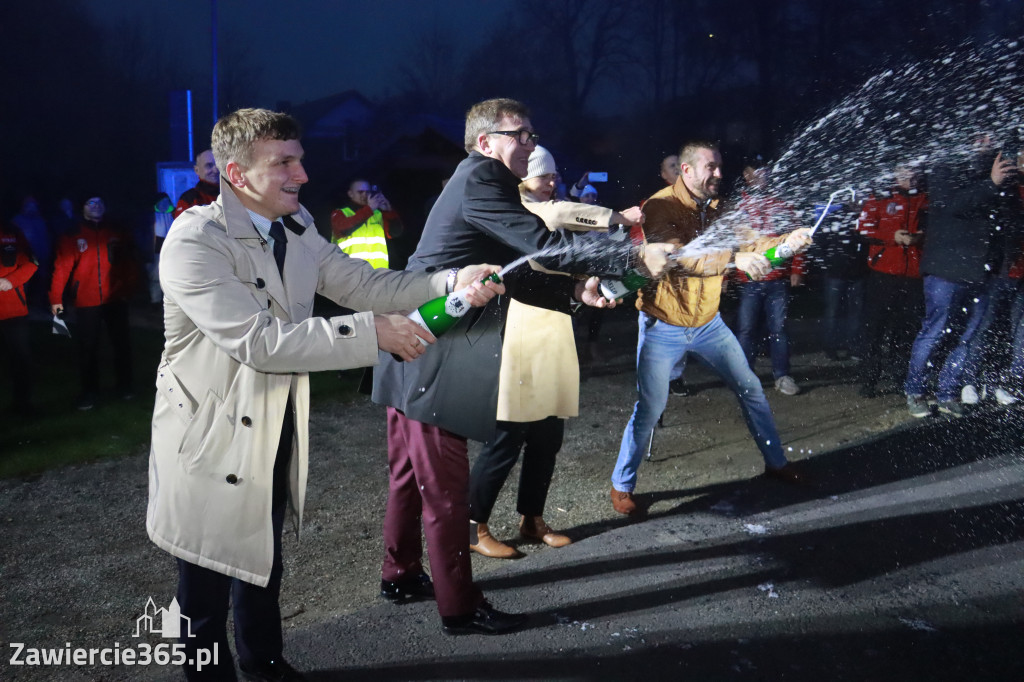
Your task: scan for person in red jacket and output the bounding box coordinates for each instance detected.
[50,196,136,409]
[856,166,927,397]
[0,222,38,415]
[173,149,220,219]
[734,160,807,395]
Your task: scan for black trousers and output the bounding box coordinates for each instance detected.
[468,416,564,523]
[176,406,294,681]
[74,301,133,396]
[858,271,924,387]
[0,316,32,410]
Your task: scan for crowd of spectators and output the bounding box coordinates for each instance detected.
[2,133,1021,428]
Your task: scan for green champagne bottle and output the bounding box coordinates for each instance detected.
[407,272,502,340]
[762,242,794,268]
[598,269,650,300]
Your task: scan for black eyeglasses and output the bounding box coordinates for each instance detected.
[487,129,540,145]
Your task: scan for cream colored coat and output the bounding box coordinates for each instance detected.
[147,179,446,586]
[496,198,613,422]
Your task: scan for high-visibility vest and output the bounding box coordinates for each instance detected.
[333,207,389,269]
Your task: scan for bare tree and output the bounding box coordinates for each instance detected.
[537,0,635,117]
[397,23,462,108]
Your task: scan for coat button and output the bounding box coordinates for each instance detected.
[241,416,252,427]
[225,474,238,484]
[256,278,266,289]
[338,324,353,336]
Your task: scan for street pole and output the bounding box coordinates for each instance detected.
[211,0,219,124]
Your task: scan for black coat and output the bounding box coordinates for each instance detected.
[920,154,1007,283]
[372,152,630,442]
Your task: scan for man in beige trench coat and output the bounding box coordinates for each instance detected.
[147,108,502,682]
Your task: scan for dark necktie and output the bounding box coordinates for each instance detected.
[268,221,287,276]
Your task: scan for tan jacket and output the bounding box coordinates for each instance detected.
[638,178,784,327]
[496,197,612,422]
[147,178,446,585]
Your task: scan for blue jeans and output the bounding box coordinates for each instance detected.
[904,274,990,401]
[737,279,791,379]
[961,277,1024,387]
[612,312,788,493]
[823,276,865,355]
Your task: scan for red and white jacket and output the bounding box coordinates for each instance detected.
[173,180,220,219]
[0,224,38,320]
[857,189,927,278]
[49,221,136,308]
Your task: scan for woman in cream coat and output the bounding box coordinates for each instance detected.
[468,146,643,557]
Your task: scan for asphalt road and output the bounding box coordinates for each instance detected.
[3,304,1023,682]
[284,407,1024,682]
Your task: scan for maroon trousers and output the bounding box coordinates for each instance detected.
[381,407,484,618]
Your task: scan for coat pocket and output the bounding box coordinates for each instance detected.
[155,364,197,424]
[177,389,233,474]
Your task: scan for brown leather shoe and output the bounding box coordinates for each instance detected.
[469,522,521,559]
[764,462,812,486]
[610,488,636,515]
[519,516,571,548]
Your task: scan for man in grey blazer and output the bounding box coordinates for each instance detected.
[372,98,671,636]
[148,108,502,681]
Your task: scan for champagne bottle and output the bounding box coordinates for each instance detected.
[407,272,502,340]
[596,222,655,300]
[598,269,650,300]
[762,242,794,268]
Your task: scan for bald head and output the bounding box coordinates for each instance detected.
[194,150,219,185]
[347,179,372,207]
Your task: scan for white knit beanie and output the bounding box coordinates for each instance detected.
[525,145,557,181]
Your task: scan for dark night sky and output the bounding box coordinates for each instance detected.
[6,0,1019,218]
[85,0,513,107]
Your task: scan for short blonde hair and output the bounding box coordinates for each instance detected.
[211,108,302,174]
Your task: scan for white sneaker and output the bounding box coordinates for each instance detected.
[774,375,800,395]
[961,385,980,405]
[995,387,1019,406]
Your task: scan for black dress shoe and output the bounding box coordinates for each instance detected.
[380,570,435,603]
[441,601,527,635]
[239,658,306,682]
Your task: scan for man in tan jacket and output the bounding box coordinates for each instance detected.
[610,140,812,515]
[148,108,501,681]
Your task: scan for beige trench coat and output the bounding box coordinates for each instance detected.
[496,198,613,422]
[147,179,446,586]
